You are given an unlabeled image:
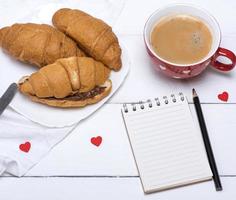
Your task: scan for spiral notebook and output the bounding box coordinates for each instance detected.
[122,93,212,193]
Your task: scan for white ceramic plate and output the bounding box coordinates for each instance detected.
[0,5,130,127]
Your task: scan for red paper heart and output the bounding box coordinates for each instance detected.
[91,136,102,147]
[218,91,229,102]
[19,142,31,153]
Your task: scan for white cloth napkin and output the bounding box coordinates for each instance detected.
[0,108,74,176]
[0,0,125,176]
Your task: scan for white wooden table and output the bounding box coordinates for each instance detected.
[1,0,236,199]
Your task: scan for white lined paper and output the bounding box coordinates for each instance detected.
[122,94,212,193]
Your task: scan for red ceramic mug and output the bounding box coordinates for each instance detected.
[144,4,236,79]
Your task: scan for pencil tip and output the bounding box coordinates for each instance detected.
[192,88,197,97]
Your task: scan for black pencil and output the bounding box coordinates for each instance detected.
[192,88,222,191]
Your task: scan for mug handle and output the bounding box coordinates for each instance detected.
[211,47,236,71]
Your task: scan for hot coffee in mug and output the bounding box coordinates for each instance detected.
[144,4,236,79]
[151,14,212,65]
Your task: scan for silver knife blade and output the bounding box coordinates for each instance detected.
[0,83,18,116]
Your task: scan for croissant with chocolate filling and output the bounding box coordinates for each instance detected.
[18,57,111,108]
[52,8,122,71]
[0,23,85,67]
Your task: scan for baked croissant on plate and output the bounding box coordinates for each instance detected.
[0,23,85,67]
[52,8,122,71]
[18,57,112,108]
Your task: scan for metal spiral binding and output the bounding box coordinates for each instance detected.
[122,93,184,113]
[147,99,152,108]
[179,92,184,101]
[163,96,168,104]
[154,98,160,106]
[139,101,145,109]
[123,103,128,113]
[171,94,176,103]
[131,103,137,111]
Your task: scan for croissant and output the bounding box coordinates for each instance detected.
[0,23,85,67]
[18,57,111,108]
[52,8,122,71]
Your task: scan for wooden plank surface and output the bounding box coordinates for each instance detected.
[114,0,236,35]
[1,0,236,199]
[25,104,236,176]
[1,177,236,200]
